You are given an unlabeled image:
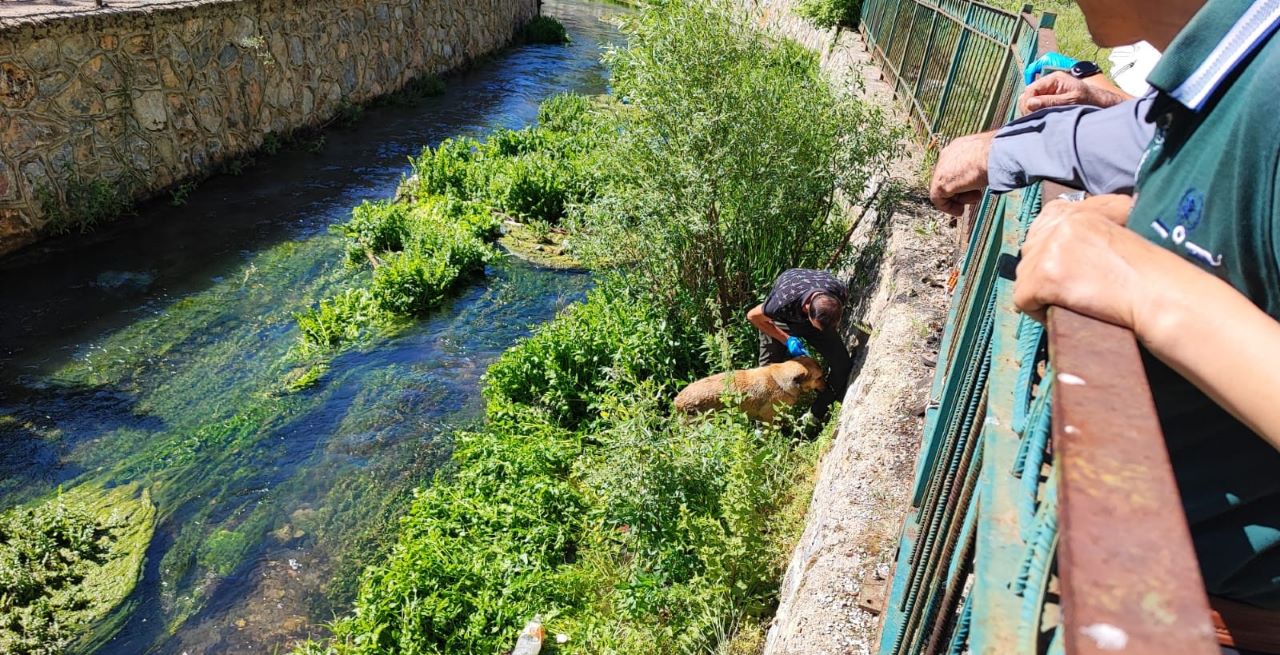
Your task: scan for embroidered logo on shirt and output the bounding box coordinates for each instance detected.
[1149,188,1223,268]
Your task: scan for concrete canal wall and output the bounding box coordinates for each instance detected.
[0,0,539,254]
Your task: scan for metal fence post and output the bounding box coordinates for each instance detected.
[978,12,1020,131]
[929,1,976,135]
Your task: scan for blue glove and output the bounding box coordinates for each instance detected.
[1024,52,1078,85]
[786,336,809,358]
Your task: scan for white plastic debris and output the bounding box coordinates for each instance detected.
[511,617,545,655]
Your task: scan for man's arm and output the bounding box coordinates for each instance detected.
[748,304,790,344]
[929,95,1156,215]
[1014,196,1280,449]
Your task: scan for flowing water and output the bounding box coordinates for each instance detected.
[0,2,623,652]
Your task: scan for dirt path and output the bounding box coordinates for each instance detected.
[740,5,960,653]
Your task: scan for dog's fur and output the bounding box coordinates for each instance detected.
[674,357,826,422]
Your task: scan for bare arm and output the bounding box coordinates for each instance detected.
[1014,196,1280,449]
[747,303,790,344]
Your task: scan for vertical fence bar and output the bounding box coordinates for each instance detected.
[930,1,975,134]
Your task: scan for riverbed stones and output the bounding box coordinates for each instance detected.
[0,0,539,255]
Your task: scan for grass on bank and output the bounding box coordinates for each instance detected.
[294,1,900,653]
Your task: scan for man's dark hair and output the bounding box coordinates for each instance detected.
[808,293,843,331]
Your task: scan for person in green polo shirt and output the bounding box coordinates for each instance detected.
[1014,0,1280,611]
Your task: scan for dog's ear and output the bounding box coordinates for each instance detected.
[770,361,808,393]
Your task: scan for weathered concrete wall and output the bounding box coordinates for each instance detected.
[0,0,538,254]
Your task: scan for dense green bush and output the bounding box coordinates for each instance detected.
[577,0,899,347]
[524,15,570,45]
[300,290,828,654]
[294,288,387,356]
[339,200,411,265]
[0,498,108,655]
[484,285,702,425]
[795,0,863,29]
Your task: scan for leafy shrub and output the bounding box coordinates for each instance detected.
[331,413,588,654]
[795,0,863,29]
[339,200,411,265]
[579,0,899,349]
[409,137,483,198]
[486,127,549,157]
[39,177,134,236]
[524,15,570,45]
[486,153,574,224]
[0,497,109,655]
[483,286,701,425]
[371,250,464,316]
[294,288,388,356]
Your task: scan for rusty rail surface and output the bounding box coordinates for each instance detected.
[1048,307,1218,655]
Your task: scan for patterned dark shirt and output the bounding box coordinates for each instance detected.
[762,268,848,325]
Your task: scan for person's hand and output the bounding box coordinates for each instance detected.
[1018,72,1131,113]
[1024,52,1078,85]
[1013,195,1158,328]
[929,132,993,216]
[786,336,809,357]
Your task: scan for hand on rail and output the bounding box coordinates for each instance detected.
[929,132,994,216]
[1018,72,1133,114]
[1016,195,1280,449]
[1013,194,1148,326]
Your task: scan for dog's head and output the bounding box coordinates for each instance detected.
[771,356,826,394]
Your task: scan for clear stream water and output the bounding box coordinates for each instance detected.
[0,2,622,652]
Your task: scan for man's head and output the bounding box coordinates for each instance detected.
[804,292,843,332]
[1074,0,1204,50]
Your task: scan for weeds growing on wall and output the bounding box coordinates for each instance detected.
[38,177,135,236]
[295,1,898,653]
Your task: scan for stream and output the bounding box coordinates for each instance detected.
[0,2,622,652]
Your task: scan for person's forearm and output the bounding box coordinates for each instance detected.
[1136,259,1280,450]
[748,304,790,343]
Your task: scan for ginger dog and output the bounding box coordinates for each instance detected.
[674,357,826,422]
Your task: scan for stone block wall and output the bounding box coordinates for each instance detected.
[0,0,538,254]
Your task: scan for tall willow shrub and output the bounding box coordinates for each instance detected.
[576,0,898,341]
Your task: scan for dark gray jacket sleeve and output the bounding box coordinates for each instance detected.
[986,94,1156,195]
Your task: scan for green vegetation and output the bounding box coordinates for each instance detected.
[524,16,571,44]
[38,176,134,236]
[988,0,1109,67]
[295,1,898,653]
[0,484,156,655]
[579,0,898,341]
[293,93,620,364]
[795,0,863,29]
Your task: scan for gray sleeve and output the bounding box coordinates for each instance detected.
[986,94,1156,195]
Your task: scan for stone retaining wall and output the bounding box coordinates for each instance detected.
[0,0,538,254]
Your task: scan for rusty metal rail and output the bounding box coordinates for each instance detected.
[1049,306,1218,654]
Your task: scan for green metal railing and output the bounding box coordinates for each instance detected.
[876,178,1222,654]
[864,3,1227,652]
[859,0,1049,144]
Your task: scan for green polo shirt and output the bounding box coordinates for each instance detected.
[1130,0,1280,609]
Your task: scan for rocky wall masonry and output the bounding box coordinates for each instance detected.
[0,0,538,254]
